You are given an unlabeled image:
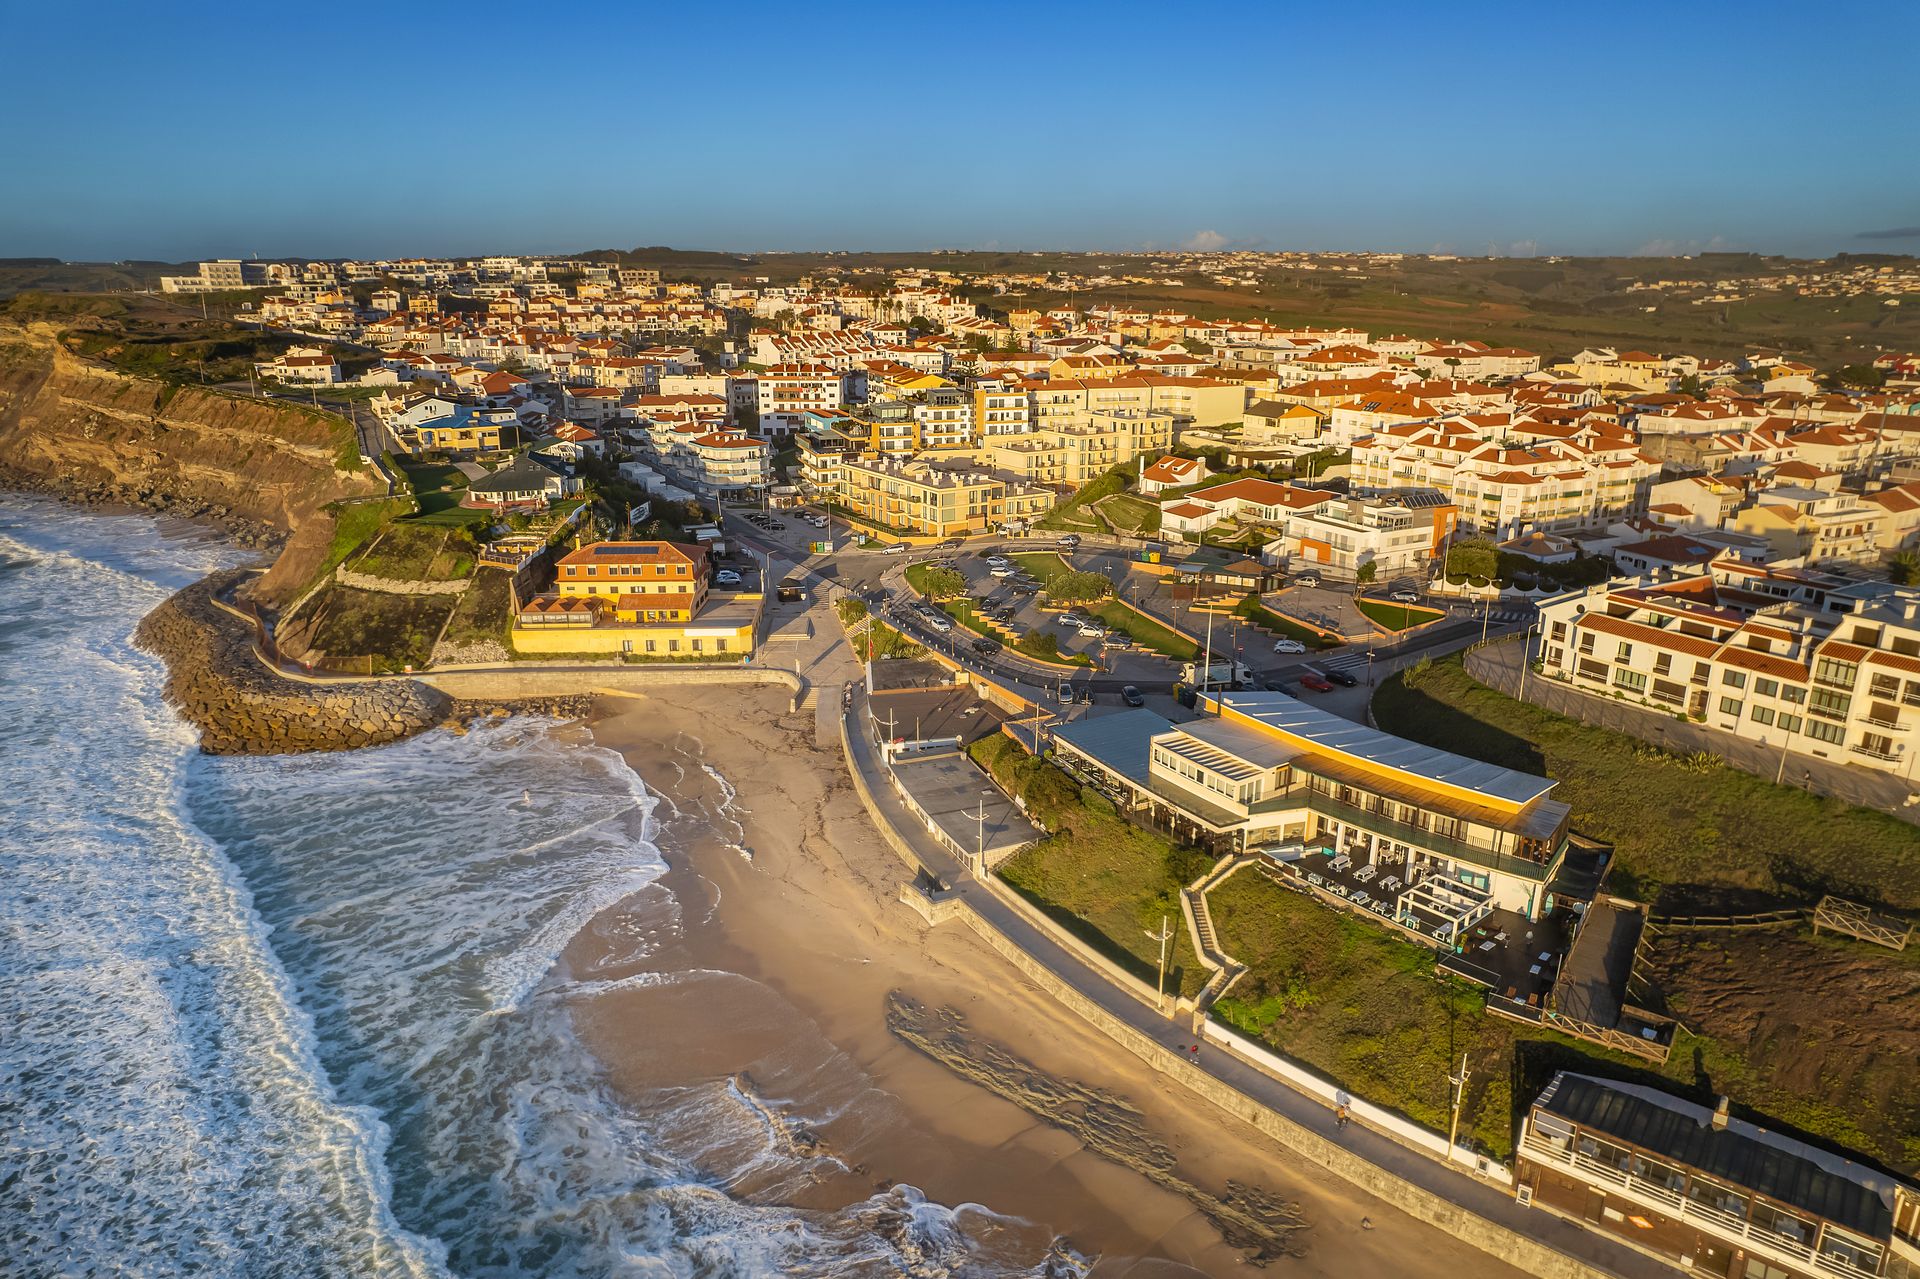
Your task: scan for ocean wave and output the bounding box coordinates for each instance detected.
[0,498,1075,1278]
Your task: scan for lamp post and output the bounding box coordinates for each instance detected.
[1146,914,1174,1007]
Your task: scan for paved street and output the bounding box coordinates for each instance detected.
[841,690,1678,1279]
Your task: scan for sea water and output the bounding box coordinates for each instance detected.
[0,496,1068,1278]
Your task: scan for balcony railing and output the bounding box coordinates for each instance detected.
[1519,1134,1880,1279]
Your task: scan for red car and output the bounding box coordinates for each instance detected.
[1298,673,1334,692]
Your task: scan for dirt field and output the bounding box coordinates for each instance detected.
[1639,927,1920,1171]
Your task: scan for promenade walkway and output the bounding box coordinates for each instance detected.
[840,693,1678,1279]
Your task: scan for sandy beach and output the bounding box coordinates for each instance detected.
[566,684,1530,1277]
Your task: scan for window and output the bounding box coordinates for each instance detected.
[1752,705,1775,726]
[1809,687,1852,720]
[1616,642,1633,662]
[1578,634,1595,655]
[1782,685,1807,704]
[1754,677,1779,698]
[1653,654,1672,676]
[1722,670,1747,689]
[1815,657,1859,687]
[1870,674,1900,699]
[1720,696,1743,717]
[1778,713,1802,734]
[1550,621,1567,640]
[1805,719,1846,746]
[1614,669,1647,693]
[1861,732,1895,758]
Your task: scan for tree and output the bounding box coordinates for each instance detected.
[1354,561,1378,594]
[1445,538,1499,582]
[1182,337,1213,355]
[1889,549,1920,586]
[920,566,967,598]
[1048,571,1115,604]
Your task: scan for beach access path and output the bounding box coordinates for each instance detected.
[834,676,1679,1279]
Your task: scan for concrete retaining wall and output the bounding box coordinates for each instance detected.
[837,702,1618,1279]
[420,664,800,702]
[137,570,450,754]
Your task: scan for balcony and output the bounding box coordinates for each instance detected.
[1851,744,1900,762]
[1519,1134,1880,1279]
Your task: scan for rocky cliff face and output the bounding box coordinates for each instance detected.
[0,324,380,603]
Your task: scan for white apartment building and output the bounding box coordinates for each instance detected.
[1536,563,1920,777]
[1265,491,1458,580]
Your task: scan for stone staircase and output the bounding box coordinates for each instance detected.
[1180,854,1255,1021]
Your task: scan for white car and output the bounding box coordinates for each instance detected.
[883,542,908,554]
[1077,622,1106,639]
[1272,638,1306,654]
[985,555,1010,567]
[714,569,742,587]
[990,564,1015,577]
[1390,588,1420,603]
[926,615,953,633]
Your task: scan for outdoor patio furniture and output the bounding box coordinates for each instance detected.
[1307,873,1323,886]
[1352,891,1369,907]
[1478,940,1496,952]
[1538,951,1552,962]
[1495,931,1509,942]
[1528,964,1542,975]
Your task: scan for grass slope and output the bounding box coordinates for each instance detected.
[1373,653,1920,912]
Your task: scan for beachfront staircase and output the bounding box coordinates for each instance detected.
[1181,853,1256,1023]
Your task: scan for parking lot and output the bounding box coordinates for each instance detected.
[898,544,1186,682]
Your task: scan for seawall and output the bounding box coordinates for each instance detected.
[135,570,452,755]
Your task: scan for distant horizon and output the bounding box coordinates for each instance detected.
[12,243,1920,269]
[6,0,1916,262]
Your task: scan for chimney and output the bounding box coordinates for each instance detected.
[1712,1096,1730,1131]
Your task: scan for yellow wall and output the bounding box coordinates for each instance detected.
[511,617,756,656]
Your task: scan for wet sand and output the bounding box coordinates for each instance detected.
[566,685,1530,1277]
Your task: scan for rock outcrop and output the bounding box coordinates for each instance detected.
[136,570,451,755]
[0,324,382,603]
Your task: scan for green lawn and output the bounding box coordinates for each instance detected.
[439,568,514,649]
[1036,464,1129,531]
[1356,597,1445,631]
[1374,653,1920,913]
[1099,493,1162,535]
[396,459,495,530]
[1234,597,1342,649]
[350,523,475,582]
[1087,599,1197,660]
[313,498,411,589]
[1212,866,1920,1169]
[1010,551,1074,586]
[301,585,456,674]
[975,736,1209,996]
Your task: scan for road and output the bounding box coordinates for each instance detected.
[841,690,1677,1279]
[721,510,1530,720]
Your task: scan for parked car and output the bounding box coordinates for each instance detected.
[1077,622,1106,639]
[713,569,742,586]
[1292,573,1320,588]
[1102,634,1134,650]
[1010,583,1039,596]
[1299,673,1334,692]
[1325,669,1359,687]
[990,565,1015,577]
[1057,534,1081,549]
[939,537,964,549]
[1390,588,1420,603]
[1272,638,1306,654]
[985,555,1010,567]
[883,542,908,554]
[1121,685,1146,707]
[970,637,1000,654]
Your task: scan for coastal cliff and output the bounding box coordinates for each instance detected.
[135,571,453,754]
[0,324,380,605]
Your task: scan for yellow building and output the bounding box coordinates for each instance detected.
[510,540,760,657]
[981,410,1174,487]
[834,455,1053,536]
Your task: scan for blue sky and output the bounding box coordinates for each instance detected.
[5,0,1917,262]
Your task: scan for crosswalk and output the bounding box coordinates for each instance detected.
[1316,650,1373,675]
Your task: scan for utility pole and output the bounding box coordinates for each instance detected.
[1146,914,1174,1005]
[1447,1052,1471,1163]
[967,795,992,877]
